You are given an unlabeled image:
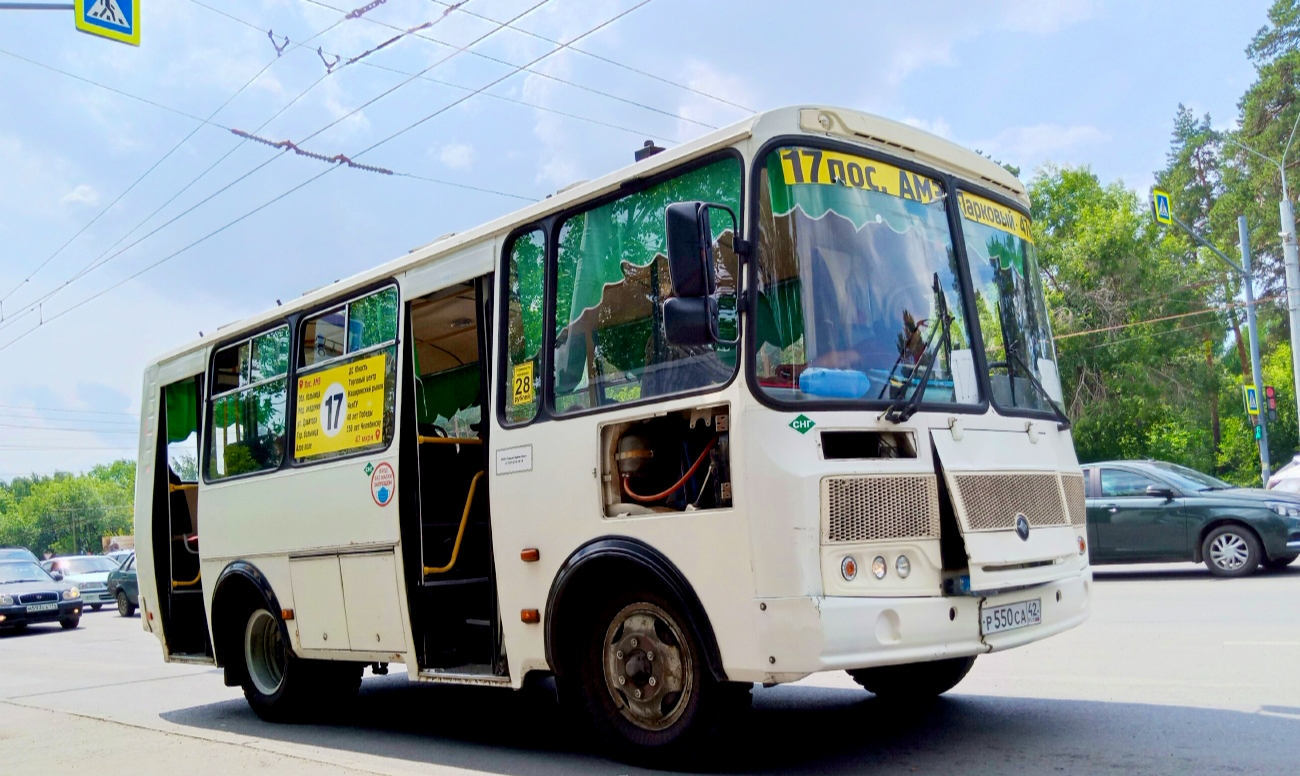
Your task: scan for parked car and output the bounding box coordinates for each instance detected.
[0,548,38,562]
[1267,454,1300,493]
[106,552,138,617]
[105,549,133,567]
[1082,460,1300,577]
[42,556,120,610]
[0,559,83,630]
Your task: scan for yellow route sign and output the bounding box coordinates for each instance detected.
[511,361,534,406]
[294,353,387,459]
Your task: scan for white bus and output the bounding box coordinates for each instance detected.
[134,105,1091,765]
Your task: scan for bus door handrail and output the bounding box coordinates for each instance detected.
[424,470,484,576]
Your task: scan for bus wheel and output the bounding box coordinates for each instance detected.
[848,655,976,701]
[242,608,304,721]
[570,591,728,766]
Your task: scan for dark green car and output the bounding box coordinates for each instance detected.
[1082,460,1300,577]
[105,552,138,617]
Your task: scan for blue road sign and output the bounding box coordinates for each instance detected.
[74,0,138,46]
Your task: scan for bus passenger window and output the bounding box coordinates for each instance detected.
[552,156,741,414]
[504,229,544,425]
[208,326,290,479]
[293,286,399,464]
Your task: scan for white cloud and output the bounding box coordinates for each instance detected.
[902,116,954,140]
[61,184,99,207]
[437,142,475,170]
[674,60,757,140]
[978,123,1109,162]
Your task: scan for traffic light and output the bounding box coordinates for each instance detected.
[1266,385,1277,409]
[1255,424,1264,440]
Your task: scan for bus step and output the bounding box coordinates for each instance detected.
[422,576,490,587]
[465,618,491,627]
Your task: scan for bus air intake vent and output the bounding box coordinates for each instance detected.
[1060,474,1087,526]
[952,473,1068,531]
[822,474,939,543]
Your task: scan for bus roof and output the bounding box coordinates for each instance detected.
[147,105,1026,369]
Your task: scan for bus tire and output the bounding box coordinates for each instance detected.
[848,655,976,700]
[566,588,733,767]
[240,607,313,722]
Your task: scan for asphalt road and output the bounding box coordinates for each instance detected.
[2,562,1298,775]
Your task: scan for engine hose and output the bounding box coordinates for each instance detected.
[621,435,720,503]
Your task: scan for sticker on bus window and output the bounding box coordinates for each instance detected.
[511,361,534,406]
[294,352,387,458]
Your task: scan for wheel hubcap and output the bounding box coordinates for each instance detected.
[117,594,128,614]
[1210,533,1249,570]
[244,609,286,696]
[602,603,692,731]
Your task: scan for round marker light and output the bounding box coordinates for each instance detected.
[895,555,911,579]
[871,556,887,580]
[1078,536,1087,555]
[841,556,858,581]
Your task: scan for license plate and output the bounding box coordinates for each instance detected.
[980,598,1041,635]
[26,603,58,613]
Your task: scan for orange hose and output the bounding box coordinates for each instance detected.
[621,436,719,503]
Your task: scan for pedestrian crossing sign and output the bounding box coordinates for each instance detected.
[74,0,139,46]
[1151,189,1173,225]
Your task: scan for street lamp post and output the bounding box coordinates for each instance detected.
[1222,114,1300,447]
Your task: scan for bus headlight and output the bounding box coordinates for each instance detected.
[841,556,858,581]
[895,555,911,578]
[871,556,887,579]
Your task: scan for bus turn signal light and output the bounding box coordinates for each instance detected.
[282,609,295,620]
[521,548,540,562]
[521,609,540,624]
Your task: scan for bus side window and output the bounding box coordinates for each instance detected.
[504,229,544,425]
[552,155,741,414]
[208,327,290,479]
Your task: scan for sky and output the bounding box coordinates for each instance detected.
[0,0,1277,479]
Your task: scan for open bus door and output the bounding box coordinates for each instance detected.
[399,276,502,676]
[148,376,213,659]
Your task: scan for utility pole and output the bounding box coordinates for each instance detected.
[1151,190,1270,483]
[1222,116,1300,448]
[1240,216,1271,483]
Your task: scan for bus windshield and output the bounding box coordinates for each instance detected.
[957,190,1061,413]
[753,146,977,406]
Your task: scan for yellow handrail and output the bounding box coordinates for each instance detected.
[168,483,198,493]
[417,435,482,445]
[172,572,201,588]
[423,471,484,576]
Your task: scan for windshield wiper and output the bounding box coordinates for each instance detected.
[1005,345,1072,431]
[882,274,951,424]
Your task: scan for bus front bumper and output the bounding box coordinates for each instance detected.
[746,569,1091,683]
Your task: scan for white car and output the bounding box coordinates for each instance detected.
[42,556,120,610]
[1268,455,1300,494]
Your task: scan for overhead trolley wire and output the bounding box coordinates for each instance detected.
[423,0,754,114]
[0,1,654,356]
[297,0,713,129]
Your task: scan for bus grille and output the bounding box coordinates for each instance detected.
[1060,474,1087,526]
[822,475,940,543]
[952,473,1069,531]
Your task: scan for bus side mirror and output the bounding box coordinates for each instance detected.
[664,201,737,347]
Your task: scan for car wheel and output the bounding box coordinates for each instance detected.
[563,590,742,767]
[117,591,137,617]
[1202,525,1262,577]
[848,655,977,700]
[90,604,103,611]
[60,616,80,630]
[1262,552,1299,570]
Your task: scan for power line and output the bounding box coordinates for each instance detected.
[0,423,137,434]
[298,0,710,130]
[424,0,753,114]
[0,2,652,354]
[0,403,136,417]
[1054,292,1284,341]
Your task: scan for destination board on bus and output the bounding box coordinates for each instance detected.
[294,352,387,458]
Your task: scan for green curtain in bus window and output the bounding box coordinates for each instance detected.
[552,157,741,413]
[505,230,544,424]
[348,287,399,352]
[165,380,198,444]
